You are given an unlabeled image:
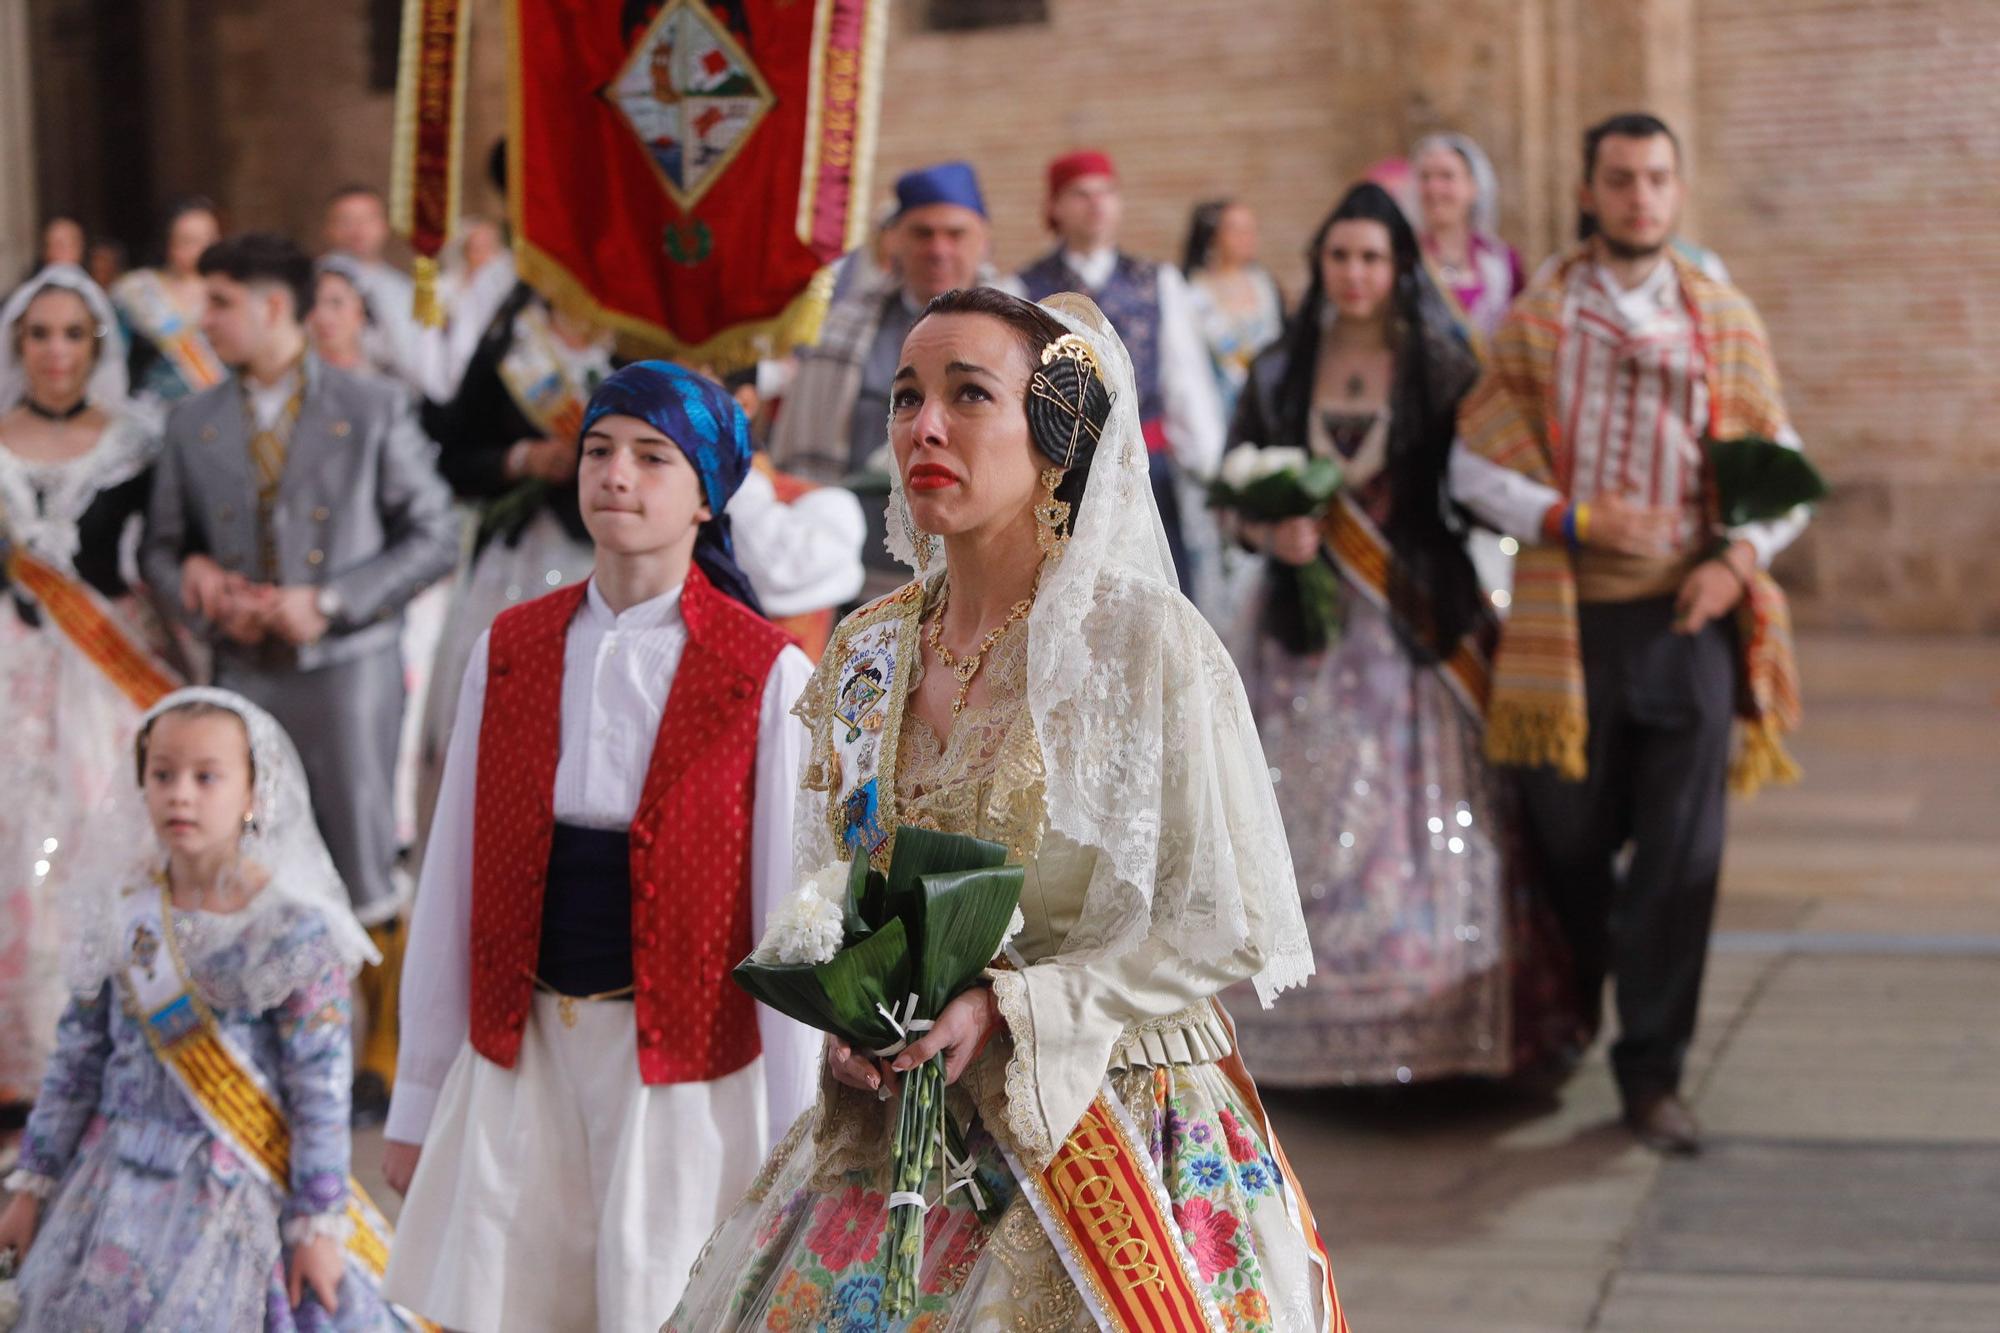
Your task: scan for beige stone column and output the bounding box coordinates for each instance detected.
[0,0,36,280]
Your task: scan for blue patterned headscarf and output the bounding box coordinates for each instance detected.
[578,361,762,612]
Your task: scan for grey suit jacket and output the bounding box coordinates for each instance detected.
[142,355,459,671]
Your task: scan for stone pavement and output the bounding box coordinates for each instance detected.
[345,632,2000,1330]
[1268,633,2000,1332]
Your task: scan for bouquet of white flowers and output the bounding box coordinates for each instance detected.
[1210,443,1346,652]
[735,828,1024,1318]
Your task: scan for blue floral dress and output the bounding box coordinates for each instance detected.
[6,891,392,1331]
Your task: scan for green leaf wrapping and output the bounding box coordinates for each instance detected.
[912,866,1024,1017]
[731,916,911,1052]
[1708,436,1828,528]
[731,825,1025,1320]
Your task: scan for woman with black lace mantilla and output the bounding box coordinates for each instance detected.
[663,290,1350,1333]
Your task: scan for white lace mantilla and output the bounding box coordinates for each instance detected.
[880,297,1313,1007]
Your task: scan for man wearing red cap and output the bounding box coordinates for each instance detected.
[1018,150,1224,596]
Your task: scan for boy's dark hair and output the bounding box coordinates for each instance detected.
[1583,112,1680,182]
[197,232,316,322]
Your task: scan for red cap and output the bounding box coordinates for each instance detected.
[1047,150,1117,199]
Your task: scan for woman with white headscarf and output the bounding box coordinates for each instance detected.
[663,288,1349,1332]
[1412,133,1526,348]
[0,687,400,1328]
[0,265,180,1134]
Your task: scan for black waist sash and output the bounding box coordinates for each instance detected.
[536,822,633,997]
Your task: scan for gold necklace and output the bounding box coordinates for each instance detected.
[926,584,1034,717]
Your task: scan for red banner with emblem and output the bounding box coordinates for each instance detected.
[509,0,888,369]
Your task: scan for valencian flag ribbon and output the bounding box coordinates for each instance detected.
[389,0,475,326]
[510,0,889,369]
[1321,494,1492,719]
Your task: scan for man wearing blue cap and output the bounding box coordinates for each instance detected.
[769,160,1024,496]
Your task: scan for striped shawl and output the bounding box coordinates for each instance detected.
[1458,245,1803,795]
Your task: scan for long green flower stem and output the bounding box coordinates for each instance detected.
[884,1052,945,1318]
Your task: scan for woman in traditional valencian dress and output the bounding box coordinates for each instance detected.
[1184,199,1286,423]
[112,198,227,409]
[0,689,396,1329]
[665,288,1348,1333]
[410,282,611,841]
[1410,134,1524,351]
[0,266,179,1138]
[1222,184,1579,1088]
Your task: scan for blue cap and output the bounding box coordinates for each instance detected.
[893,161,987,220]
[578,361,762,614]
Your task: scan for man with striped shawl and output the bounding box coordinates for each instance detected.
[1447,113,1809,1155]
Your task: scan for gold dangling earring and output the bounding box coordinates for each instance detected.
[902,500,936,573]
[1034,466,1072,559]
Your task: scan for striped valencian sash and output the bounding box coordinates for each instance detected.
[4,546,178,709]
[495,300,606,444]
[1456,246,1804,792]
[1320,493,1492,719]
[119,887,435,1330]
[1004,1086,1226,1331]
[114,270,226,393]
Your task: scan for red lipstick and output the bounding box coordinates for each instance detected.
[907,463,959,492]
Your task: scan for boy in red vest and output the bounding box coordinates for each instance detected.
[379,362,819,1331]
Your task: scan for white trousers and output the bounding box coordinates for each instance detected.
[384,992,771,1333]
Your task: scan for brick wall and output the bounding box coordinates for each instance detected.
[54,0,1996,630]
[1693,0,2000,631]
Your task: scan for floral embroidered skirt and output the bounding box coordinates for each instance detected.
[17,1113,391,1331]
[1227,584,1580,1085]
[664,1061,1328,1333]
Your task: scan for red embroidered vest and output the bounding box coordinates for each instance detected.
[467,565,790,1084]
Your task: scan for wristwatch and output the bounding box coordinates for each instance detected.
[315,586,345,624]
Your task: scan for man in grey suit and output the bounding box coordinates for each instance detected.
[143,232,456,1103]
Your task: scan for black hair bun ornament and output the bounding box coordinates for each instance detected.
[1026,333,1114,470]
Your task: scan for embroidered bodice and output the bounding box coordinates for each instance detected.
[803,578,1252,1173]
[0,413,157,596]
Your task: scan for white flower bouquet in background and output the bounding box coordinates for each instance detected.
[1210,443,1346,652]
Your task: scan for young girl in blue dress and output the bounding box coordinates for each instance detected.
[0,687,399,1330]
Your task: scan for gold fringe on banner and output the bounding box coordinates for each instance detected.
[389,0,471,328]
[411,256,442,328]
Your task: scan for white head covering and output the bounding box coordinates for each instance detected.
[882,294,1312,1007]
[64,687,379,1008]
[0,263,131,410]
[1412,132,1502,237]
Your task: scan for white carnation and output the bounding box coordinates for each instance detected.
[996,905,1026,958]
[1252,446,1309,480]
[753,863,848,965]
[1219,443,1265,491]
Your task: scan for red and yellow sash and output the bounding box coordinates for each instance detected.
[120,887,435,1330]
[113,270,226,392]
[5,547,177,709]
[1021,1090,1223,1331]
[1014,1069,1352,1333]
[1321,493,1491,720]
